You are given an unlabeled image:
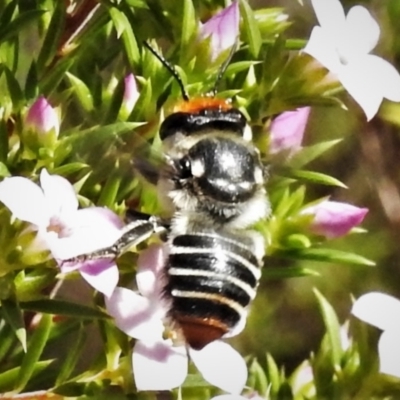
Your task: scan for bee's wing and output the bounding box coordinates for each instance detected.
[66,124,169,187]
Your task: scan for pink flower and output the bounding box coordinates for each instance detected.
[198,1,240,62]
[0,169,123,297]
[25,96,60,137]
[269,107,311,154]
[304,0,400,120]
[105,244,247,393]
[352,292,400,378]
[301,200,368,239]
[123,73,139,114]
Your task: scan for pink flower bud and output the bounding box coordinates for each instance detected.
[123,73,140,114]
[198,1,240,62]
[269,107,311,154]
[301,200,368,239]
[25,96,59,137]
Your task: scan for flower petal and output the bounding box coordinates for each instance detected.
[199,1,239,61]
[190,341,247,394]
[79,260,119,297]
[25,96,60,137]
[338,61,382,120]
[211,396,247,400]
[367,55,400,102]
[269,107,310,154]
[303,26,342,73]
[378,329,400,378]
[0,176,49,226]
[48,207,123,260]
[136,243,166,299]
[40,169,78,216]
[133,340,187,390]
[352,292,400,331]
[105,287,164,341]
[302,200,368,239]
[311,0,345,37]
[339,6,379,60]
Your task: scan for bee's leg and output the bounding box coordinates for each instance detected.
[62,212,167,264]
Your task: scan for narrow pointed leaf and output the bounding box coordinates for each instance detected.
[276,247,375,266]
[290,139,342,168]
[20,299,110,319]
[181,0,196,50]
[313,289,342,367]
[279,167,347,188]
[109,7,139,67]
[66,72,94,112]
[1,299,26,352]
[240,0,262,57]
[4,67,23,108]
[16,313,52,392]
[0,360,53,393]
[0,10,46,43]
[36,1,65,69]
[55,323,86,385]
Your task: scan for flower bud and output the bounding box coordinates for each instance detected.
[269,107,310,154]
[25,96,59,138]
[123,73,140,115]
[301,200,368,239]
[198,1,239,62]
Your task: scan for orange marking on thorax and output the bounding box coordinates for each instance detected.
[174,97,231,113]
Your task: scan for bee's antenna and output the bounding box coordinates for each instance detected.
[143,41,190,102]
[210,42,238,97]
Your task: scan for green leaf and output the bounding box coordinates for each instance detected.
[40,57,75,95]
[55,323,86,385]
[278,247,375,266]
[0,119,8,164]
[266,353,280,394]
[36,1,65,69]
[51,162,89,176]
[97,168,122,207]
[313,289,343,367]
[180,0,196,50]
[14,270,57,302]
[20,299,110,319]
[66,72,94,112]
[0,10,47,43]
[240,0,262,57]
[0,319,17,362]
[109,7,139,67]
[16,313,52,392]
[278,167,347,188]
[4,66,23,109]
[24,60,38,100]
[0,0,18,28]
[290,139,342,168]
[0,360,53,393]
[264,264,320,278]
[1,299,26,352]
[226,60,261,76]
[248,358,268,396]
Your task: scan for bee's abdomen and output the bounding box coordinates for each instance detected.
[164,232,261,350]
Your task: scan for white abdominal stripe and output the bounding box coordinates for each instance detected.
[164,232,261,329]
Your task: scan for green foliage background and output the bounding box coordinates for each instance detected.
[1,0,400,399]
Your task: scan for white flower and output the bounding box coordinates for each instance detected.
[352,292,400,377]
[105,244,247,393]
[304,0,400,120]
[0,169,123,297]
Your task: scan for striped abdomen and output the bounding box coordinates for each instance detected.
[164,232,262,350]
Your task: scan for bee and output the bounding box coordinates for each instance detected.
[75,42,270,350]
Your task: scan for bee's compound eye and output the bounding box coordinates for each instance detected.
[177,156,192,179]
